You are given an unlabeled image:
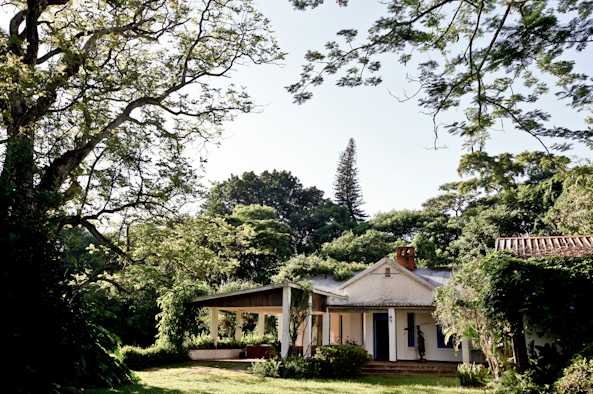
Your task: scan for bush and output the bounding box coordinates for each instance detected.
[314,344,372,378]
[249,358,283,378]
[188,332,214,349]
[218,337,241,349]
[120,345,189,370]
[249,344,371,379]
[458,363,489,387]
[555,356,593,394]
[281,357,321,379]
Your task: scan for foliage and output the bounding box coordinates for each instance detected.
[249,357,284,378]
[321,229,407,264]
[217,337,242,349]
[288,283,314,356]
[434,258,505,377]
[549,161,593,234]
[272,254,371,283]
[555,356,593,394]
[488,369,544,394]
[483,253,593,355]
[457,363,489,388]
[120,344,190,371]
[156,281,212,350]
[370,210,426,242]
[84,285,160,348]
[0,153,134,390]
[188,333,214,349]
[333,138,368,223]
[225,205,293,284]
[314,344,372,378]
[250,344,371,379]
[287,0,593,150]
[202,170,333,253]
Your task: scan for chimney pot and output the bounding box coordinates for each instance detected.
[396,247,415,271]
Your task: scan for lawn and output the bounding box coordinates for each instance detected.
[88,361,491,394]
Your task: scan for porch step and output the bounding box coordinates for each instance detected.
[362,361,459,378]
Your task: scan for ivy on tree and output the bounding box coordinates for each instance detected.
[333,138,368,223]
[287,0,593,150]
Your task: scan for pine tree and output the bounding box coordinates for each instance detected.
[333,138,368,223]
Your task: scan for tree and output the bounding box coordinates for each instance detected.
[1,0,281,387]
[287,0,593,150]
[202,170,351,252]
[226,205,293,284]
[333,138,368,223]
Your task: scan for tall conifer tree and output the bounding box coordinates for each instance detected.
[333,138,368,223]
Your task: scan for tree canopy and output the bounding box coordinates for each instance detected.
[287,0,593,150]
[201,170,357,252]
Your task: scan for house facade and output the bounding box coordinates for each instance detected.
[190,247,472,363]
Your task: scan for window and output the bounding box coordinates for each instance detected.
[385,267,391,277]
[437,324,454,348]
[407,313,415,346]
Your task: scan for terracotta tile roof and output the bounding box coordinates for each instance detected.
[495,236,593,259]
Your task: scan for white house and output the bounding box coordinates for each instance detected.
[190,247,472,364]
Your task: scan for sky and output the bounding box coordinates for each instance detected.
[2,1,591,217]
[197,0,592,217]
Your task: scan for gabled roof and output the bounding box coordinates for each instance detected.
[338,257,436,291]
[495,236,593,259]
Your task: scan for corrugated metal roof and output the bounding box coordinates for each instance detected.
[495,236,593,258]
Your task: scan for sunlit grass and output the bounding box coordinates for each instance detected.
[88,361,491,394]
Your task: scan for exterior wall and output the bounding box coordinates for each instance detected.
[395,312,461,362]
[330,313,340,344]
[343,263,435,306]
[340,313,363,345]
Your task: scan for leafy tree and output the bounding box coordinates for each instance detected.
[549,161,593,234]
[2,0,280,386]
[202,170,353,252]
[333,138,367,223]
[370,209,426,242]
[226,205,293,284]
[293,201,358,253]
[287,0,593,150]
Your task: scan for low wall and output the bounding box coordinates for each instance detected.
[189,348,243,360]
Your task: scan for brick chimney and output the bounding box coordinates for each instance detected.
[396,247,415,271]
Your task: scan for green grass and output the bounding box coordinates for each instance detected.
[88,361,491,394]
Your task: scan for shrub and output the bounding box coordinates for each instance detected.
[249,344,371,379]
[555,356,593,394]
[314,344,372,378]
[281,357,321,379]
[120,344,189,370]
[249,358,282,378]
[242,331,263,346]
[188,332,214,349]
[458,363,489,387]
[218,337,241,349]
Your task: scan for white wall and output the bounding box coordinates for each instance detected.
[395,312,462,362]
[343,263,435,306]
